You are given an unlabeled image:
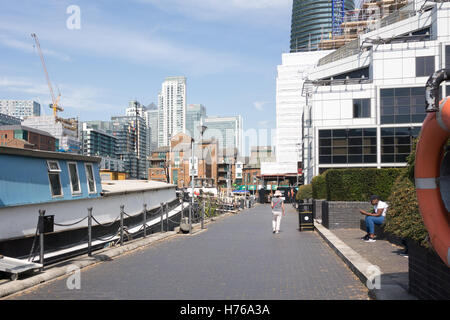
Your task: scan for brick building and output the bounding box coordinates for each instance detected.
[0,125,56,151]
[148,146,169,183]
[169,133,218,188]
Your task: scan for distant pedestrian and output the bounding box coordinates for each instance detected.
[271,190,285,234]
[359,195,388,242]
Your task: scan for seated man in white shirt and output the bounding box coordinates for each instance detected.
[359,195,388,243]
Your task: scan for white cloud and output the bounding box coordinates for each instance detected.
[0,34,71,61]
[0,16,245,76]
[0,75,119,112]
[253,101,271,111]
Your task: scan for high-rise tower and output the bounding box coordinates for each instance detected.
[157,76,187,147]
[290,0,355,52]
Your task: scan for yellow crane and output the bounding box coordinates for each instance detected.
[31,33,63,117]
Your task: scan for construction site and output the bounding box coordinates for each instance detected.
[318,0,411,50]
[26,33,80,153]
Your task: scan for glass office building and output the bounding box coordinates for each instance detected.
[290,0,355,52]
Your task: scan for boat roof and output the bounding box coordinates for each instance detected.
[101,179,176,196]
[0,146,101,163]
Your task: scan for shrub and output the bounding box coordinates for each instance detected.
[384,170,429,247]
[324,168,402,201]
[311,174,327,199]
[296,184,312,201]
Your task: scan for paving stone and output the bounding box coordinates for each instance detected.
[8,205,369,300]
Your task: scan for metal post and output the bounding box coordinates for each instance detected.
[143,204,147,238]
[39,209,45,271]
[190,138,194,234]
[165,202,169,232]
[88,207,93,256]
[120,205,124,246]
[201,198,205,229]
[160,202,164,233]
[180,196,184,220]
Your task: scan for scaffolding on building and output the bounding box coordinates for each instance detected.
[318,0,410,50]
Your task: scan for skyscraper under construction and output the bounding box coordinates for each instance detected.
[290,0,355,52]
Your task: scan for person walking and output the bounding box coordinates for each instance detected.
[271,190,285,234]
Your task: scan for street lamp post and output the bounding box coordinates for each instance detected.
[189,137,194,234]
[197,125,207,229]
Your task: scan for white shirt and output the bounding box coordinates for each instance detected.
[374,200,388,217]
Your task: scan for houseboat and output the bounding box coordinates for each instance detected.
[0,146,182,263]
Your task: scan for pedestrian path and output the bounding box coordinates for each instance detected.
[8,205,369,300]
[331,228,410,294]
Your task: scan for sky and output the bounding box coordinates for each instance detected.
[0,0,293,152]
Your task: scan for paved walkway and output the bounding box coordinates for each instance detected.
[8,205,369,300]
[332,228,410,293]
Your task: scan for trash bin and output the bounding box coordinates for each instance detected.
[298,203,314,231]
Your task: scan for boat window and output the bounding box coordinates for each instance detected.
[68,162,81,194]
[47,160,61,172]
[46,160,62,197]
[85,163,96,193]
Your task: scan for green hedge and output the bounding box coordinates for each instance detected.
[311,168,402,201]
[384,170,429,247]
[325,168,402,201]
[311,174,327,199]
[296,184,312,201]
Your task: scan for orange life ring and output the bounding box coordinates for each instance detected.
[415,97,450,267]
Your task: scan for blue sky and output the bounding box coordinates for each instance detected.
[0,0,292,149]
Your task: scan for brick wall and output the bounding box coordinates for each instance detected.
[409,241,450,299]
[322,201,372,229]
[313,199,325,221]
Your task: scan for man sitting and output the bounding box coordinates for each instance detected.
[359,195,388,243]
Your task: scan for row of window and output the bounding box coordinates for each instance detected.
[350,84,449,123]
[318,127,420,164]
[47,160,96,197]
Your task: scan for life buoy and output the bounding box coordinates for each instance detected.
[415,97,450,267]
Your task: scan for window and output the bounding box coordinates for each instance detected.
[85,163,97,193]
[446,46,450,69]
[318,128,377,164]
[380,87,439,124]
[47,160,63,197]
[68,162,81,194]
[353,99,371,118]
[381,126,421,163]
[416,56,435,77]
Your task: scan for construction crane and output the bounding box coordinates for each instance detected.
[31,33,63,117]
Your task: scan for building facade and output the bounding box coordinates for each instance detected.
[148,146,170,183]
[168,133,218,188]
[81,122,124,173]
[203,116,243,156]
[22,115,80,153]
[0,100,41,119]
[186,104,206,141]
[272,50,331,182]
[158,76,187,148]
[290,0,355,52]
[0,125,56,151]
[0,113,21,126]
[111,115,147,179]
[145,103,159,154]
[301,0,449,183]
